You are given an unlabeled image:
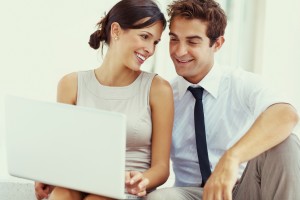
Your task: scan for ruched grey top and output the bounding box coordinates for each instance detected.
[77,70,156,172]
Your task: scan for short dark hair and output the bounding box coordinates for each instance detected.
[167,0,227,47]
[89,0,166,51]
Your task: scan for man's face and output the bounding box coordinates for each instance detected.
[169,17,219,83]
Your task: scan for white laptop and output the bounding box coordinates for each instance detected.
[5,95,141,199]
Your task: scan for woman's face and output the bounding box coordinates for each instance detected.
[115,21,164,71]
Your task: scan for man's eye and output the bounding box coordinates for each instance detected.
[188,40,200,45]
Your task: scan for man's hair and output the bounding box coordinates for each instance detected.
[167,0,227,47]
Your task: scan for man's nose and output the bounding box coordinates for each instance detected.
[174,43,188,57]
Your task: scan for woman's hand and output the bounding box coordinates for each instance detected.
[34,181,54,200]
[125,171,149,197]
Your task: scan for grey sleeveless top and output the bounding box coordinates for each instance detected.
[77,70,156,172]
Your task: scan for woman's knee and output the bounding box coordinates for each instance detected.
[49,187,82,200]
[84,194,113,200]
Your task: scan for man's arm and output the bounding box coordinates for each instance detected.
[227,103,298,164]
[203,103,299,200]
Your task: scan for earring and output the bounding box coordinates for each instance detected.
[114,36,119,40]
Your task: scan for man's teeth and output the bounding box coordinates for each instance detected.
[178,59,190,63]
[136,53,146,61]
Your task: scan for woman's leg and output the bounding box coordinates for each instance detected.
[49,186,83,200]
[84,194,114,200]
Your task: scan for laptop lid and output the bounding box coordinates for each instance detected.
[5,95,128,199]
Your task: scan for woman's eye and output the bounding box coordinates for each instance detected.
[141,34,149,39]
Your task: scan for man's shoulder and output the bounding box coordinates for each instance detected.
[170,76,182,89]
[220,67,263,85]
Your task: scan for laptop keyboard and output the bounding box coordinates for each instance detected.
[124,194,142,199]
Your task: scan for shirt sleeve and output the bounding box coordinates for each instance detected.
[235,69,295,119]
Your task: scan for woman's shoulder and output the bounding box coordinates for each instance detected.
[58,72,78,89]
[140,71,170,86]
[150,74,173,97]
[149,74,174,111]
[57,72,78,104]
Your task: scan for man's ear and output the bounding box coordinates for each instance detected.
[213,36,225,52]
[110,22,121,40]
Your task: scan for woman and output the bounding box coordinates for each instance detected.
[34,0,174,199]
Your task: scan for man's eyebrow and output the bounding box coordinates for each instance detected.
[169,32,203,40]
[186,36,203,40]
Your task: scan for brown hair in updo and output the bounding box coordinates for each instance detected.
[88,0,166,52]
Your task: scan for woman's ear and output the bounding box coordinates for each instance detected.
[111,22,121,40]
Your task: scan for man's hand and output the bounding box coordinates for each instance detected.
[203,152,239,200]
[34,182,54,200]
[125,171,149,197]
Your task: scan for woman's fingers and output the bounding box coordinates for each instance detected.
[128,171,143,185]
[137,190,147,197]
[138,178,149,191]
[125,171,149,196]
[125,171,131,184]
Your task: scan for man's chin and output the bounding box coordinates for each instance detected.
[174,66,188,77]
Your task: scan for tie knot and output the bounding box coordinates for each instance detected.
[188,86,204,100]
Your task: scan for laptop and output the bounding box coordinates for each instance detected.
[5,95,141,199]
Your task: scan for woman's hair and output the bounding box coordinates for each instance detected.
[89,0,166,51]
[167,0,227,47]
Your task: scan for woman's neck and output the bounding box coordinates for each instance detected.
[94,54,141,87]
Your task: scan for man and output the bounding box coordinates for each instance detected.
[146,0,300,199]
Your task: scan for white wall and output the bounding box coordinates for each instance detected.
[260,0,300,134]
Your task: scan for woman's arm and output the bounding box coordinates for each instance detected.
[144,75,174,190]
[56,72,78,104]
[126,75,174,196]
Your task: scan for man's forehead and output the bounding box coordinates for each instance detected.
[169,17,208,36]
[169,27,207,40]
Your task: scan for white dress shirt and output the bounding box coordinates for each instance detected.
[171,64,292,187]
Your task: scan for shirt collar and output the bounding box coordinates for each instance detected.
[178,63,222,100]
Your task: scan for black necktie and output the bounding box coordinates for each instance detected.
[188,86,211,187]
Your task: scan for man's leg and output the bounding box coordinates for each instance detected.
[233,134,300,200]
[145,187,203,200]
